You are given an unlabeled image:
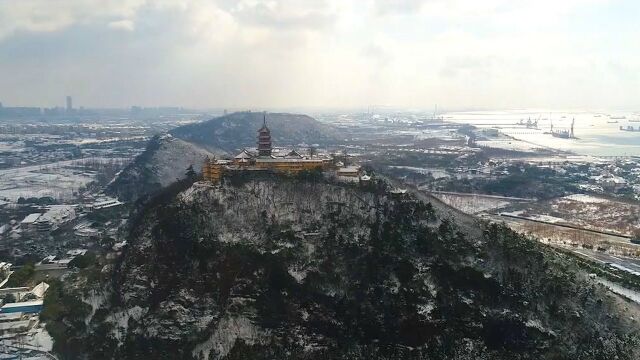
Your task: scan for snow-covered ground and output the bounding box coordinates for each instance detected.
[475,139,546,153]
[501,211,567,223]
[501,192,639,235]
[599,279,640,305]
[560,194,609,204]
[389,166,450,179]
[0,158,126,201]
[433,193,513,214]
[526,214,567,224]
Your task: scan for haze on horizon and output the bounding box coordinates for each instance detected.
[0,0,638,111]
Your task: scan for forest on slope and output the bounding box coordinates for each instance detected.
[46,172,639,359]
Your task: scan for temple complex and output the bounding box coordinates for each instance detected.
[203,113,333,183]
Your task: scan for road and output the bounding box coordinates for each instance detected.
[572,248,640,273]
[427,190,535,202]
[484,213,636,248]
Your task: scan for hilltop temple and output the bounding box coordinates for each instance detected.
[203,114,332,182]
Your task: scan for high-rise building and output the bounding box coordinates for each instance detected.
[66,96,73,112]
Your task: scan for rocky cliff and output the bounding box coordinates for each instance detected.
[54,174,639,359]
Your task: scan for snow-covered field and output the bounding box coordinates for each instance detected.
[389,166,450,179]
[0,158,125,201]
[526,214,567,224]
[433,193,514,214]
[560,194,609,204]
[502,193,638,236]
[475,139,546,153]
[500,210,566,224]
[599,279,640,305]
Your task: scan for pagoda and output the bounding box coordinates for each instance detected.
[257,113,272,157]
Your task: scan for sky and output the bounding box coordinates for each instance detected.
[0,0,638,110]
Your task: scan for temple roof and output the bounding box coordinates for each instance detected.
[234,149,254,160]
[285,149,303,159]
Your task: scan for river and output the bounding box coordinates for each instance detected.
[445,110,640,157]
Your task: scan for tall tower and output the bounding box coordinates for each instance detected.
[570,118,575,138]
[257,112,272,157]
[66,96,73,112]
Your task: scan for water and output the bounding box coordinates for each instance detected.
[445,110,640,157]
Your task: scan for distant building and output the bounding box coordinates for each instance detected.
[20,213,42,232]
[0,300,43,314]
[33,205,76,232]
[87,198,123,211]
[66,249,87,257]
[337,166,361,178]
[66,96,73,112]
[29,282,50,299]
[0,313,32,335]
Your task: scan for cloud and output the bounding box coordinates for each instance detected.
[229,0,336,30]
[361,43,392,67]
[374,0,427,14]
[108,19,135,31]
[0,0,147,40]
[0,0,637,110]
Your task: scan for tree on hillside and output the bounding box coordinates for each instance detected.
[185,165,197,180]
[6,263,35,287]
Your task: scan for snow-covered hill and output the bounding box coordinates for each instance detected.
[106,135,213,201]
[170,111,340,153]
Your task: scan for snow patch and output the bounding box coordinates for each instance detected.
[192,316,267,360]
[108,306,147,343]
[562,194,609,204]
[288,267,307,283]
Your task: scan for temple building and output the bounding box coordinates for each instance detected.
[203,113,330,182]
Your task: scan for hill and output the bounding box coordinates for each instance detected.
[106,135,213,202]
[107,112,339,202]
[169,111,340,153]
[47,174,639,359]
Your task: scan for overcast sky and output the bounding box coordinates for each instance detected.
[0,0,638,110]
